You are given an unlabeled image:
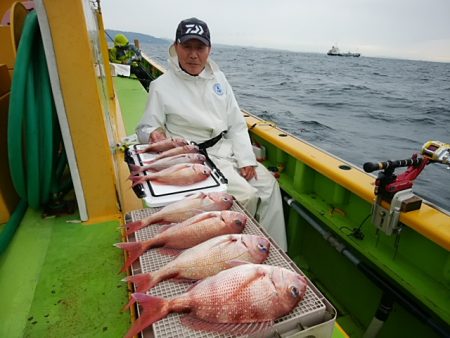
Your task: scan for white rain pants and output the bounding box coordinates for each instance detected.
[210,155,288,251]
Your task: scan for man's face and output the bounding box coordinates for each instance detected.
[175,39,211,76]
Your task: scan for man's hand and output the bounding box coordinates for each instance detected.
[239,166,257,181]
[150,128,167,143]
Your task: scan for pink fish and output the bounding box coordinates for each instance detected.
[116,211,248,272]
[144,144,199,163]
[129,163,210,187]
[124,234,270,293]
[129,153,206,173]
[136,138,189,153]
[124,192,233,235]
[124,264,308,338]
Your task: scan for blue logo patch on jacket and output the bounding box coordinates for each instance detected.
[213,83,224,96]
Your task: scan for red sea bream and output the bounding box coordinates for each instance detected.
[116,211,248,271]
[136,137,189,153]
[124,234,270,292]
[124,192,233,235]
[129,163,211,187]
[124,264,308,338]
[129,153,206,173]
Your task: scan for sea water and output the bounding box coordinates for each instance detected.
[141,43,450,211]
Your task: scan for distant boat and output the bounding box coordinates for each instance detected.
[327,46,360,57]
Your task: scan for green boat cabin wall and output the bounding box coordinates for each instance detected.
[251,133,448,338]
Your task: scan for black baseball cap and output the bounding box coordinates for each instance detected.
[175,18,211,46]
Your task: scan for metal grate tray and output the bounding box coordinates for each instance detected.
[125,203,336,338]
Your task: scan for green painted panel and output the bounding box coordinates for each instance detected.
[253,133,450,336]
[0,209,130,337]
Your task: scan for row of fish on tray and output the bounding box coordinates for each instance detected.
[118,138,308,338]
[128,138,211,187]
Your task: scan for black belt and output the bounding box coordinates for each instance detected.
[195,131,226,150]
[193,131,228,184]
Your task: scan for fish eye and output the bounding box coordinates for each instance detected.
[290,286,300,298]
[257,243,268,252]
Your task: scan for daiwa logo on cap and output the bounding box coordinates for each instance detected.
[213,83,224,96]
[176,17,211,46]
[185,24,204,35]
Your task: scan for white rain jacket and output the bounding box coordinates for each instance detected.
[136,44,257,169]
[136,45,288,251]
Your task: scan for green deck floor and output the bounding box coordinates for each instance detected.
[113,77,148,135]
[0,208,130,337]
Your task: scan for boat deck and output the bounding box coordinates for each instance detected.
[0,209,130,337]
[0,76,348,338]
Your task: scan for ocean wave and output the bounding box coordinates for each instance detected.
[424,106,450,116]
[142,43,450,211]
[372,72,388,77]
[404,116,436,125]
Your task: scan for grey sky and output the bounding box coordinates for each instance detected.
[101,0,450,62]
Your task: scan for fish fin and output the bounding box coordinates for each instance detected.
[158,247,183,256]
[158,223,177,233]
[185,278,204,292]
[224,260,251,269]
[171,277,197,284]
[184,191,205,199]
[125,273,158,293]
[182,211,218,226]
[180,315,273,336]
[114,242,147,272]
[124,293,169,338]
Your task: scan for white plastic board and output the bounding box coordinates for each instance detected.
[128,144,228,207]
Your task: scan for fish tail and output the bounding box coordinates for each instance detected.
[124,293,169,338]
[122,295,137,312]
[129,175,147,187]
[125,219,146,235]
[125,272,158,293]
[128,163,143,175]
[135,147,149,154]
[114,242,147,272]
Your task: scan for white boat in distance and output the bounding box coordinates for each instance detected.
[327,45,360,57]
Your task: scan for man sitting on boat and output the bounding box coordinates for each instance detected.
[109,33,151,91]
[136,18,287,251]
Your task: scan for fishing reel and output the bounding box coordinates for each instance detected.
[421,140,450,165]
[363,140,449,236]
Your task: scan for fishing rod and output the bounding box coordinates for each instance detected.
[364,140,449,200]
[105,29,115,43]
[363,140,449,236]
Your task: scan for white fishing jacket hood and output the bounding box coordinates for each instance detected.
[136,44,257,168]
